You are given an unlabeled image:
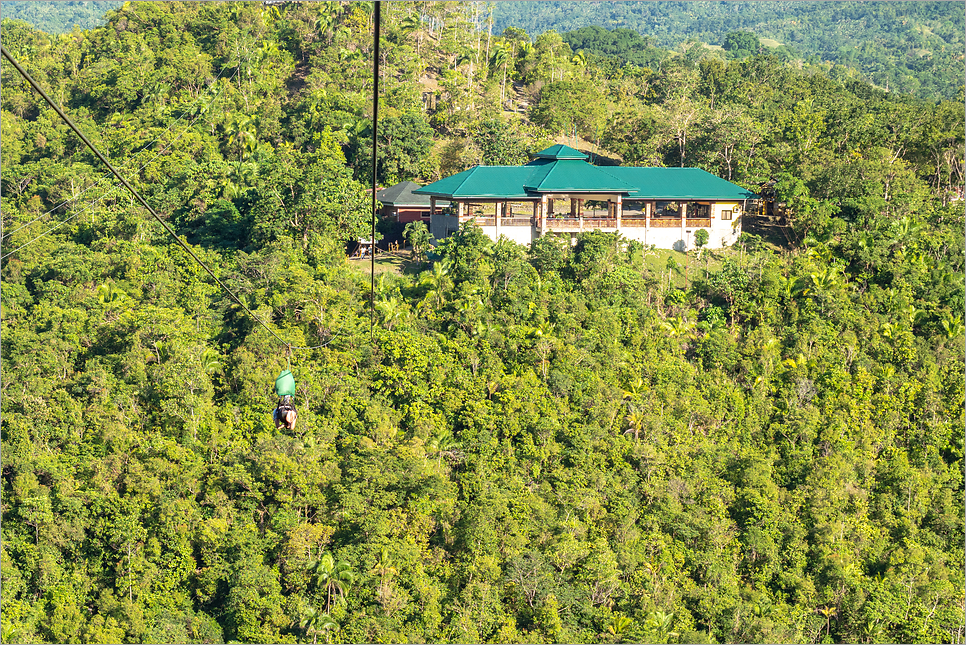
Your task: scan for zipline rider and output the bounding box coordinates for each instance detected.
[273,369,298,431]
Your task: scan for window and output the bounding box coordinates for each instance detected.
[585,200,608,217]
[721,209,733,221]
[655,201,679,217]
[688,202,710,218]
[622,200,646,216]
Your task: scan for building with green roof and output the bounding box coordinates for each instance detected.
[413,145,757,250]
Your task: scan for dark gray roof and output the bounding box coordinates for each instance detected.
[377,181,449,207]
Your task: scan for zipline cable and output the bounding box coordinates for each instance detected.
[369,0,381,343]
[5,174,121,242]
[2,66,239,242]
[0,184,122,260]
[1,44,293,349]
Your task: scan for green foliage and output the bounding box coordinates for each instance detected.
[0,2,120,34]
[350,112,435,185]
[472,118,531,166]
[1,4,963,645]
[530,80,606,139]
[723,30,761,57]
[693,228,709,249]
[403,221,432,263]
[561,25,665,69]
[495,2,965,100]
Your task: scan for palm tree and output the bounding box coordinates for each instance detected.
[141,82,171,117]
[661,315,695,338]
[491,41,512,106]
[419,261,452,310]
[300,607,337,645]
[890,215,923,245]
[96,281,126,306]
[624,403,647,442]
[605,613,633,641]
[200,348,221,375]
[809,265,841,293]
[427,429,460,466]
[643,611,677,643]
[227,114,257,161]
[403,220,431,262]
[622,376,645,401]
[817,606,837,641]
[456,50,474,86]
[309,553,355,613]
[376,296,405,331]
[400,12,423,56]
[941,311,964,339]
[316,4,341,45]
[371,548,398,610]
[571,50,587,78]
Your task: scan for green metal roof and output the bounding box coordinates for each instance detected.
[413,145,757,201]
[608,168,756,199]
[531,144,587,160]
[523,158,637,193]
[413,166,536,198]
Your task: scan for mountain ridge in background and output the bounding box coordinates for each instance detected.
[0,1,121,34]
[492,0,965,100]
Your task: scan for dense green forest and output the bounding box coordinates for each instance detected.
[0,2,120,34]
[494,1,965,101]
[3,1,963,101]
[1,2,964,644]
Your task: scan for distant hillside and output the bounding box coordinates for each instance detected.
[492,1,965,100]
[0,1,120,33]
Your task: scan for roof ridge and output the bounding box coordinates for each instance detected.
[450,166,481,195]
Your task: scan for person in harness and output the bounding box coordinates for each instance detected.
[273,369,298,431]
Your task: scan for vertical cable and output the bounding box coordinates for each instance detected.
[369,1,381,342]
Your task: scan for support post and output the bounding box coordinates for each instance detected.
[540,195,548,235]
[680,202,687,249]
[645,201,652,245]
[616,195,622,231]
[495,201,502,238]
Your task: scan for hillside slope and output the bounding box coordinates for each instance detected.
[0,1,121,33]
[492,1,965,100]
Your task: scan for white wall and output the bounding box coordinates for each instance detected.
[622,227,686,251]
[711,202,743,248]
[496,226,537,246]
[432,202,743,250]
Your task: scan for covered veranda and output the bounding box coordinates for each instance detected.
[415,145,755,249]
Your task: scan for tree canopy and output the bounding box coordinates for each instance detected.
[1,3,963,644]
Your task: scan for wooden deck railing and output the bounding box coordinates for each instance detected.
[456,216,714,230]
[502,218,534,227]
[584,218,618,227]
[460,216,495,226]
[545,218,619,230]
[546,219,581,229]
[461,216,534,227]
